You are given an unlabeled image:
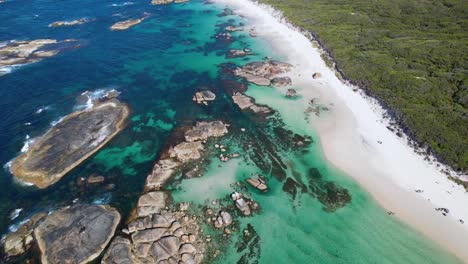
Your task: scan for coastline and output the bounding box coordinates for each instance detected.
[215,0,468,261]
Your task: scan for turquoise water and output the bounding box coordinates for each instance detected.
[0,0,461,263]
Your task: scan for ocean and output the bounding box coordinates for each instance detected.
[0,0,461,263]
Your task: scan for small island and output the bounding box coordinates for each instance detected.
[110,18,145,31]
[10,100,129,189]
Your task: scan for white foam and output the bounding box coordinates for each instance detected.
[50,116,65,126]
[9,208,23,221]
[20,135,35,152]
[91,193,112,205]
[111,1,134,7]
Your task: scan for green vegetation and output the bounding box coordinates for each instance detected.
[259,0,468,172]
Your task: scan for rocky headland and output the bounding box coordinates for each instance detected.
[10,99,130,189]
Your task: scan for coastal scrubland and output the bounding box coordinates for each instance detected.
[259,0,468,173]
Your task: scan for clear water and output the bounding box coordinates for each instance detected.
[0,0,461,263]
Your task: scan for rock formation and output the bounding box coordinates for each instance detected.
[231,92,273,115]
[286,88,297,98]
[11,100,129,188]
[246,176,268,192]
[151,0,189,5]
[192,90,216,105]
[2,213,47,257]
[0,39,80,75]
[103,210,203,264]
[233,61,293,86]
[34,205,120,264]
[231,192,251,216]
[48,18,92,27]
[111,18,144,30]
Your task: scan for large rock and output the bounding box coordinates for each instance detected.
[103,211,203,264]
[101,237,133,264]
[184,121,228,142]
[34,205,121,264]
[145,159,180,190]
[110,15,149,31]
[231,92,272,115]
[137,191,168,217]
[49,18,91,27]
[0,39,80,76]
[233,61,293,86]
[192,90,216,106]
[246,177,268,192]
[169,141,204,163]
[2,213,47,256]
[11,100,129,189]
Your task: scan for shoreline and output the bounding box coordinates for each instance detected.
[215,0,468,261]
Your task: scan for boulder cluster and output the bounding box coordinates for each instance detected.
[192,90,216,106]
[233,61,293,86]
[104,210,203,264]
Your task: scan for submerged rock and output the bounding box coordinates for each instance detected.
[11,100,129,189]
[2,213,47,257]
[225,25,243,32]
[233,61,293,86]
[34,205,120,264]
[192,90,216,105]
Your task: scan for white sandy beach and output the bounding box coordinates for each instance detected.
[216,0,468,261]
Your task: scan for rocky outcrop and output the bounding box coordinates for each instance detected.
[48,18,92,27]
[246,176,268,192]
[111,18,144,30]
[231,192,251,216]
[233,61,293,86]
[137,191,168,217]
[103,210,203,264]
[286,88,297,98]
[184,121,228,142]
[231,92,273,115]
[2,213,47,257]
[226,49,253,59]
[312,72,322,79]
[151,0,189,5]
[192,90,216,105]
[169,141,204,163]
[214,211,232,228]
[0,39,80,75]
[271,76,292,87]
[225,26,243,32]
[34,205,120,264]
[11,100,129,189]
[146,158,181,191]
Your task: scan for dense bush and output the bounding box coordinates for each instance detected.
[260,0,468,171]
